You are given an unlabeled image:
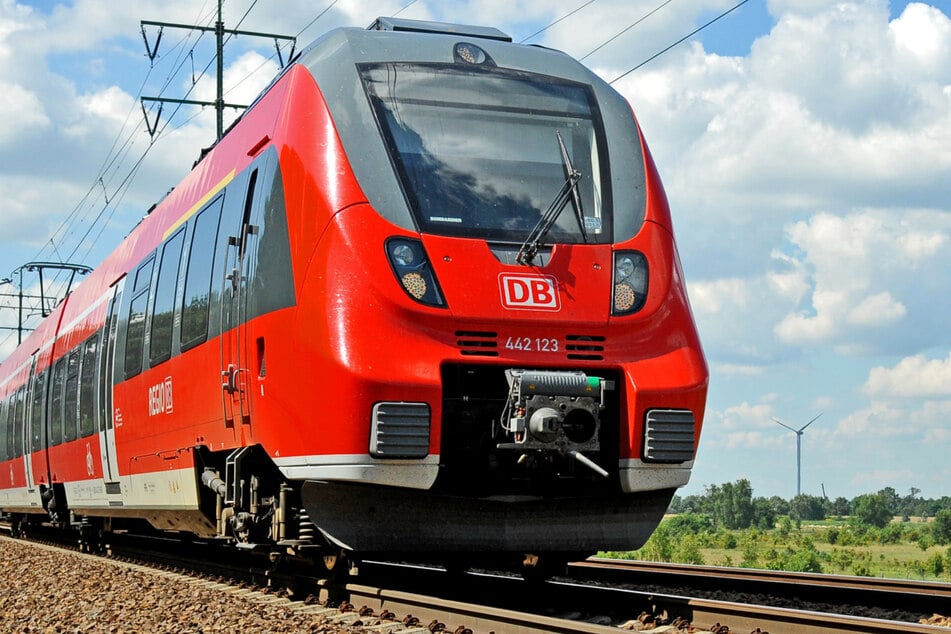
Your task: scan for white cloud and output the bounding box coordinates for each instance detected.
[714,363,765,377]
[62,85,135,139]
[720,401,776,430]
[772,210,950,350]
[0,81,49,143]
[847,292,906,326]
[851,468,916,487]
[834,401,904,436]
[889,2,951,74]
[689,277,750,315]
[865,352,951,397]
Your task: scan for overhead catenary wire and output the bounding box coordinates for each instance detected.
[0,1,337,356]
[519,0,599,44]
[579,0,674,61]
[21,2,220,293]
[609,0,751,84]
[53,0,339,271]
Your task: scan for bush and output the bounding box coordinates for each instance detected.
[933,509,951,545]
[675,534,705,565]
[740,540,759,568]
[665,513,715,535]
[825,527,839,545]
[853,494,893,528]
[879,523,904,545]
[927,552,945,577]
[787,547,824,573]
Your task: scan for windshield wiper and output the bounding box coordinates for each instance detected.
[517,130,588,265]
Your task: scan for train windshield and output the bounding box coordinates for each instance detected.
[360,63,611,243]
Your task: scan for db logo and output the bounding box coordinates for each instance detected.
[498,273,561,311]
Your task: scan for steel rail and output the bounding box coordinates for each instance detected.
[5,527,950,633]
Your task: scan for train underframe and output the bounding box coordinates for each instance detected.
[12,362,682,575]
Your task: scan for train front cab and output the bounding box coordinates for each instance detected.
[291,20,709,560]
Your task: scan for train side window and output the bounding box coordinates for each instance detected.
[124,256,155,379]
[13,388,25,458]
[30,370,47,453]
[49,358,67,447]
[64,348,81,442]
[150,229,186,366]
[181,196,223,350]
[79,334,99,438]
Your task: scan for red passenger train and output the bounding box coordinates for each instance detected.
[0,18,707,570]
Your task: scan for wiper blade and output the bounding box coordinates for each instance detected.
[559,128,588,245]
[517,130,586,265]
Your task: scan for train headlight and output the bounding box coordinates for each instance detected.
[612,251,648,315]
[385,237,447,308]
[454,42,495,66]
[391,243,416,267]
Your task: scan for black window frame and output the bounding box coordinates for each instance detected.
[124,256,155,379]
[64,347,81,443]
[150,228,186,366]
[181,196,224,351]
[0,398,8,462]
[12,387,24,458]
[30,370,47,453]
[79,334,99,438]
[49,358,67,447]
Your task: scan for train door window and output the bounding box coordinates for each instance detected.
[150,229,185,366]
[181,196,224,350]
[124,256,155,379]
[0,399,8,461]
[30,370,47,453]
[10,392,19,458]
[79,334,99,438]
[64,348,80,442]
[49,358,67,447]
[13,387,24,458]
[101,285,122,432]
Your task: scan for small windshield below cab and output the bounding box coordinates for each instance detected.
[360,63,611,243]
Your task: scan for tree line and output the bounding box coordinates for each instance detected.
[670,481,951,537]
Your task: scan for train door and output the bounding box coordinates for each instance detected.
[23,356,43,493]
[220,164,265,428]
[98,280,124,489]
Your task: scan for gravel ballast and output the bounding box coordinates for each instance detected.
[0,536,365,633]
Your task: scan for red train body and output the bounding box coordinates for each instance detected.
[0,18,707,566]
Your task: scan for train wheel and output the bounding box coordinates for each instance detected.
[10,515,23,538]
[78,518,106,554]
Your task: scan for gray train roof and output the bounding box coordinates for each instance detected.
[293,21,647,241]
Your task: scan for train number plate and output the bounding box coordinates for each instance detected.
[504,336,559,352]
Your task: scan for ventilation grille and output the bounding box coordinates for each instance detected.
[370,402,431,459]
[643,409,696,463]
[456,331,499,357]
[566,334,605,360]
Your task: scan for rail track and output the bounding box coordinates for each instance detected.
[3,524,950,633]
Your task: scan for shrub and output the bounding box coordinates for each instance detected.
[933,509,951,545]
[927,552,945,577]
[825,527,839,545]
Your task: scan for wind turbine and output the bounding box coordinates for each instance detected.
[773,413,822,497]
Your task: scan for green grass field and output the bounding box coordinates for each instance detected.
[603,517,951,582]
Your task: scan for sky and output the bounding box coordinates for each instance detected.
[0,0,949,502]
